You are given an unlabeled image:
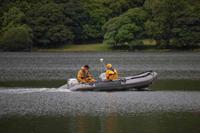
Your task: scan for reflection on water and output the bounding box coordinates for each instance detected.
[0,113,200,133]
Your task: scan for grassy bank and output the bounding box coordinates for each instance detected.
[36,40,157,52]
[36,41,200,52]
[0,79,200,91]
[37,43,112,52]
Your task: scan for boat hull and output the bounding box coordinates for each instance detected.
[60,71,158,91]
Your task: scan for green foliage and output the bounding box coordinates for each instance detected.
[0,0,199,51]
[82,0,145,41]
[25,2,72,47]
[144,20,162,40]
[116,24,142,43]
[2,7,24,26]
[0,25,33,51]
[103,8,148,48]
[128,40,145,50]
[24,1,89,47]
[2,7,25,31]
[47,25,74,47]
[0,6,32,51]
[62,0,89,42]
[144,0,200,49]
[27,3,64,47]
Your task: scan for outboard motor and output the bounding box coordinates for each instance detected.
[68,78,78,86]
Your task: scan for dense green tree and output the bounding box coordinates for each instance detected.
[0,5,33,51]
[144,0,200,48]
[82,0,112,41]
[2,7,25,29]
[103,8,148,48]
[62,0,89,43]
[47,24,74,46]
[0,24,33,51]
[26,2,74,47]
[82,0,145,42]
[173,0,200,48]
[0,0,199,50]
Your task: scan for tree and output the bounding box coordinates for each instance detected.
[26,2,74,47]
[47,25,74,47]
[144,0,200,48]
[0,6,33,51]
[2,7,25,31]
[62,0,89,43]
[0,0,199,50]
[82,0,145,42]
[82,0,112,41]
[173,0,200,48]
[103,8,148,48]
[0,25,33,51]
[144,20,163,46]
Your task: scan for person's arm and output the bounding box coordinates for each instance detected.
[77,71,86,83]
[113,69,119,79]
[106,70,114,80]
[87,72,96,81]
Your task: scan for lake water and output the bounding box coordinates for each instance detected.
[0,112,200,133]
[0,52,200,133]
[0,52,199,80]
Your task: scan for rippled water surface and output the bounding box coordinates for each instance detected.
[0,52,199,80]
[0,52,200,133]
[0,89,200,117]
[0,88,200,133]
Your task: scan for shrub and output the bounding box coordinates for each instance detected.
[128,40,145,50]
[0,25,33,51]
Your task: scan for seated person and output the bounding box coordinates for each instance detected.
[105,64,119,81]
[77,65,96,83]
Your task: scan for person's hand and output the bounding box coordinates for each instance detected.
[81,81,86,84]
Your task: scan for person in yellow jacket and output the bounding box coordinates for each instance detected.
[105,64,119,81]
[77,65,96,83]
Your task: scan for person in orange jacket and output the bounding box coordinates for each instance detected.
[77,65,96,83]
[105,64,119,81]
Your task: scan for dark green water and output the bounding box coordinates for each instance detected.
[1,113,200,133]
[0,79,200,90]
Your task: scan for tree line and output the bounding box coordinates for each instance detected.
[0,0,199,51]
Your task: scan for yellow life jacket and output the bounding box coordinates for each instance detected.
[77,68,95,83]
[105,68,119,81]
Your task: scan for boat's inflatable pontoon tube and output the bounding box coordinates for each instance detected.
[59,71,158,91]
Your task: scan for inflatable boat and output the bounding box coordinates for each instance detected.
[59,71,158,91]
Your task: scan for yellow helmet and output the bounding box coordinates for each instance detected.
[106,63,112,69]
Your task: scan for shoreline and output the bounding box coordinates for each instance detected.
[35,43,200,52]
[1,43,199,52]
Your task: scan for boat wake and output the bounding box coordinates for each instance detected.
[0,87,71,94]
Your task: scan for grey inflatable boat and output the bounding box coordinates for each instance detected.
[59,71,158,91]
